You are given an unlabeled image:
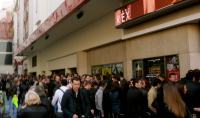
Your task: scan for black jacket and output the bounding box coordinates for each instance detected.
[103,88,112,113]
[140,88,149,112]
[90,87,98,110]
[120,79,129,115]
[20,84,29,94]
[186,80,200,114]
[17,105,48,118]
[8,85,17,97]
[40,96,55,118]
[0,82,4,90]
[61,88,91,117]
[127,87,146,118]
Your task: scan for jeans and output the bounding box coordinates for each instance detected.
[6,98,17,118]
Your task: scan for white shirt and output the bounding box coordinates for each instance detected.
[66,83,72,89]
[51,86,68,113]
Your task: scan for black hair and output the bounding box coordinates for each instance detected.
[113,74,120,81]
[84,81,92,86]
[152,78,162,87]
[186,71,194,81]
[110,81,120,92]
[61,79,67,86]
[132,78,141,86]
[169,73,176,78]
[92,82,99,87]
[71,77,81,83]
[100,81,107,87]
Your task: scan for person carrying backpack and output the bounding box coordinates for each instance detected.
[52,79,68,118]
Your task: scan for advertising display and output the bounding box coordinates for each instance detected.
[111,63,123,76]
[115,0,183,26]
[101,64,111,76]
[91,66,100,76]
[166,55,180,82]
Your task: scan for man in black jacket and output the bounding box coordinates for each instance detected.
[34,85,55,118]
[61,77,90,118]
[127,78,147,118]
[185,71,200,117]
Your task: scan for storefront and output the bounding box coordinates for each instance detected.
[133,55,180,82]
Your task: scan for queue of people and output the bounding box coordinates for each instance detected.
[0,69,200,118]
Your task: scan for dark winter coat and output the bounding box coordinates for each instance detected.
[17,105,48,118]
[110,91,121,115]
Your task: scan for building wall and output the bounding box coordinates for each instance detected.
[0,65,13,74]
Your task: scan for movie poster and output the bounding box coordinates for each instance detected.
[166,55,180,81]
[91,66,100,76]
[111,63,123,76]
[101,64,111,76]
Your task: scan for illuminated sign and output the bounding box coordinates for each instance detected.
[115,0,183,26]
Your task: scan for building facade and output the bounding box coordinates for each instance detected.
[14,0,200,81]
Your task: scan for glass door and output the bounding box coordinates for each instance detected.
[133,60,143,78]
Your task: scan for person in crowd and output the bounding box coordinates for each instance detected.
[34,86,55,118]
[185,71,200,117]
[193,69,200,84]
[85,75,90,81]
[66,76,73,90]
[140,78,149,114]
[33,77,39,86]
[29,86,36,91]
[119,74,128,117]
[90,82,99,118]
[44,78,51,98]
[50,76,61,98]
[127,78,146,118]
[61,77,90,118]
[112,74,120,82]
[20,79,29,103]
[169,73,177,84]
[147,78,161,117]
[162,83,189,118]
[103,78,112,118]
[175,81,187,101]
[110,81,121,118]
[5,79,20,118]
[52,79,68,118]
[94,74,101,85]
[82,81,92,117]
[2,76,6,91]
[60,75,64,80]
[90,75,94,83]
[67,74,72,85]
[156,74,167,117]
[39,78,46,87]
[74,73,78,77]
[5,77,11,100]
[0,79,4,90]
[17,91,48,118]
[95,81,107,118]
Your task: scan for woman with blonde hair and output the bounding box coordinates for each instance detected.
[17,91,47,118]
[163,83,189,118]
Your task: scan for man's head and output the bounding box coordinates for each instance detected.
[67,74,72,80]
[61,75,64,78]
[46,78,50,84]
[72,77,81,92]
[61,79,67,86]
[94,74,101,82]
[158,74,165,82]
[100,81,107,89]
[41,78,45,84]
[89,75,93,83]
[34,86,45,97]
[92,82,99,89]
[169,73,176,82]
[112,74,120,82]
[74,73,78,77]
[55,76,60,82]
[186,71,195,81]
[141,79,146,88]
[85,75,90,81]
[152,78,162,89]
[15,79,20,86]
[132,78,142,89]
[84,81,92,90]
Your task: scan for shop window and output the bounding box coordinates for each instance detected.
[91,62,123,76]
[133,55,179,81]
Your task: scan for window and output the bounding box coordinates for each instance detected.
[32,56,37,67]
[0,42,12,52]
[133,55,180,81]
[0,54,13,65]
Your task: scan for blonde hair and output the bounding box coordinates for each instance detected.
[163,83,186,117]
[29,86,36,91]
[24,91,41,107]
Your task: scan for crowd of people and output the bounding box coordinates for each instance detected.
[0,69,200,118]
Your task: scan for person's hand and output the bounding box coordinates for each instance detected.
[194,108,200,112]
[81,115,85,118]
[91,109,94,114]
[102,114,104,118]
[72,114,78,118]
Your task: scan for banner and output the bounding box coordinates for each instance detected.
[15,56,23,65]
